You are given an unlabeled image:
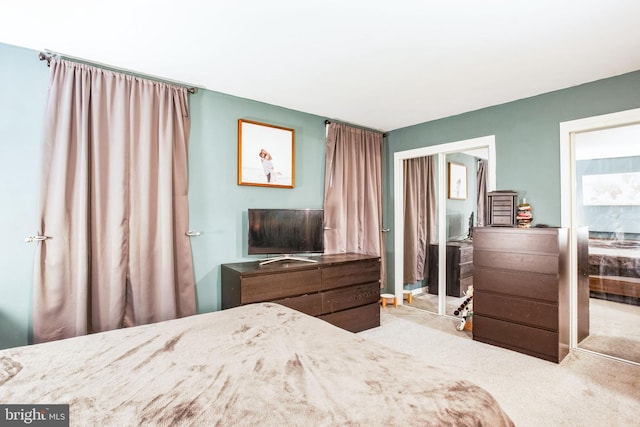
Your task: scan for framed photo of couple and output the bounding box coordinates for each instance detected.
[237,119,295,189]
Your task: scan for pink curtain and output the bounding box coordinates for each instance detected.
[403,156,437,284]
[33,59,196,343]
[324,123,385,286]
[477,159,488,227]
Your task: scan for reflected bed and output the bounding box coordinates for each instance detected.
[589,238,640,300]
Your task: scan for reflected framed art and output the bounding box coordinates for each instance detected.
[448,162,467,200]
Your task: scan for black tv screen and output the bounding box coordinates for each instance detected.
[248,209,324,255]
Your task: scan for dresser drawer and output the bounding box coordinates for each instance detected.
[473,266,559,302]
[474,250,559,275]
[491,195,515,206]
[459,247,473,263]
[491,215,513,226]
[459,261,474,279]
[241,269,321,303]
[473,315,559,361]
[321,260,380,290]
[474,291,558,331]
[492,205,514,215]
[474,229,563,255]
[322,281,380,314]
[319,302,380,333]
[273,293,322,316]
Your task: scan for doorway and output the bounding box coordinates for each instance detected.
[392,135,496,316]
[560,109,640,365]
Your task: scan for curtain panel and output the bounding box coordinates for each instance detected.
[33,59,196,343]
[477,159,488,227]
[323,123,385,286]
[403,156,437,284]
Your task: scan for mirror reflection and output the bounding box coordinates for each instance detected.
[403,149,488,321]
[575,124,640,364]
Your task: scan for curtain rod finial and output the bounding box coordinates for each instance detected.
[38,52,52,66]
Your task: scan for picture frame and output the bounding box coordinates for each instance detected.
[238,119,295,188]
[448,162,467,200]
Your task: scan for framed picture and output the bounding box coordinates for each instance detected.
[238,119,295,188]
[448,162,467,200]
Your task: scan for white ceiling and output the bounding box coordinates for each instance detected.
[2,1,640,131]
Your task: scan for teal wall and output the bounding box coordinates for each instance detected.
[188,90,326,314]
[3,39,640,347]
[0,42,326,349]
[0,43,49,349]
[383,70,640,291]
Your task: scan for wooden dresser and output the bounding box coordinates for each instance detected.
[472,227,587,363]
[428,241,473,297]
[221,253,381,332]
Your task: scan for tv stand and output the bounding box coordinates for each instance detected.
[221,253,381,332]
[258,254,318,266]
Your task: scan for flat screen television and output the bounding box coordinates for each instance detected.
[248,208,324,265]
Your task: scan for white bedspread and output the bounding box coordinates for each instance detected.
[0,303,513,426]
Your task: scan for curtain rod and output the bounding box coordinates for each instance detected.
[324,119,387,137]
[38,51,197,94]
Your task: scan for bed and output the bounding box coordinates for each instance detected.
[0,303,513,426]
[588,238,640,300]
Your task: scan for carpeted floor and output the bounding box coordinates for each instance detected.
[579,298,640,363]
[409,292,640,364]
[357,305,640,427]
[409,291,470,318]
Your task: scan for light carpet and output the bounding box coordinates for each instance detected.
[579,298,640,363]
[409,293,640,364]
[357,305,640,427]
[410,292,469,318]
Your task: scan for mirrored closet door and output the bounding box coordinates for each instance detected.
[393,136,495,318]
[573,124,640,364]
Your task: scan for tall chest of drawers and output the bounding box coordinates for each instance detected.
[472,227,575,362]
